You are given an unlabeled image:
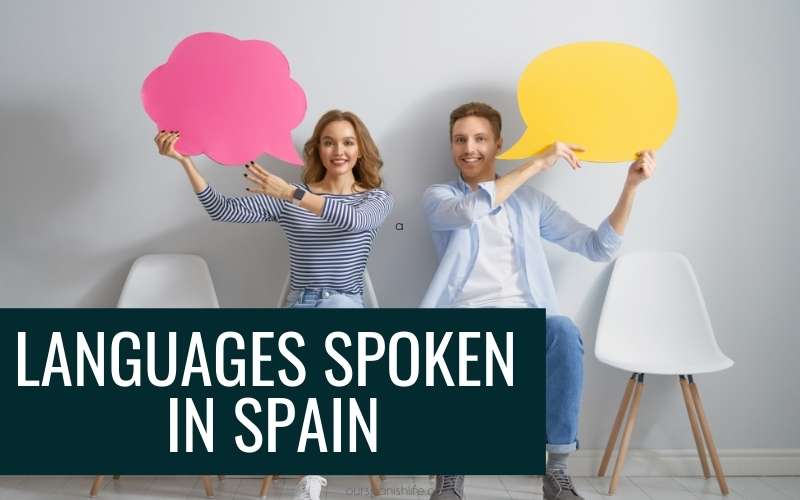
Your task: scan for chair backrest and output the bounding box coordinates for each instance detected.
[595,251,730,373]
[362,271,379,308]
[118,254,219,308]
[276,270,380,308]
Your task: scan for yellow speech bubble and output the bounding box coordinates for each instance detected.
[498,42,678,163]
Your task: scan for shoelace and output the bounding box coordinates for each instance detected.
[436,475,464,496]
[550,469,576,491]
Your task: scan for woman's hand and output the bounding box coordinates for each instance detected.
[154,130,188,162]
[625,150,656,189]
[243,161,294,200]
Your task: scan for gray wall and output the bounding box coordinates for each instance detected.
[2,1,798,451]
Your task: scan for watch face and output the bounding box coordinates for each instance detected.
[293,188,305,201]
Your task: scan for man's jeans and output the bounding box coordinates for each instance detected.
[546,315,583,453]
[286,293,580,451]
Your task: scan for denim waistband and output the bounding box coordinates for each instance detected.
[287,287,358,302]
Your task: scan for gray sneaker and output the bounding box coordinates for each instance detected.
[543,470,584,500]
[429,475,465,500]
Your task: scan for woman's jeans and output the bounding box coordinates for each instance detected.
[285,288,365,309]
[546,315,584,453]
[283,287,363,482]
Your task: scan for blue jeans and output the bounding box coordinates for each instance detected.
[285,288,365,309]
[284,288,363,481]
[546,315,584,453]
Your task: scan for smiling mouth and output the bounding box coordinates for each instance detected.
[460,157,482,164]
[331,159,349,166]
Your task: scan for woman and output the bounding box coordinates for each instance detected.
[154,109,393,499]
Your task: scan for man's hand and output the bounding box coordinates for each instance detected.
[625,150,656,188]
[493,141,585,207]
[244,161,294,200]
[531,141,585,172]
[609,150,657,235]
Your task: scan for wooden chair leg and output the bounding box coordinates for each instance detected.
[688,375,729,496]
[201,475,214,498]
[609,373,645,495]
[679,375,711,478]
[369,475,383,496]
[89,475,104,497]
[598,373,637,477]
[259,475,275,498]
[92,474,222,498]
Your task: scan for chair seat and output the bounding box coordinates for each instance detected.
[597,351,733,375]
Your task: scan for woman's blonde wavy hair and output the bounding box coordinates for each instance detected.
[302,110,384,190]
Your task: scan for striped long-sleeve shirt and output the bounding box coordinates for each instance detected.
[196,184,393,295]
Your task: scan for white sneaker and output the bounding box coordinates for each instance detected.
[294,475,327,500]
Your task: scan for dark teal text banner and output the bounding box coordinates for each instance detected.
[1,308,544,474]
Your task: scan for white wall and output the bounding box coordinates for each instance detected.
[1,0,798,452]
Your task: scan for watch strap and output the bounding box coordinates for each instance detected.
[291,187,306,205]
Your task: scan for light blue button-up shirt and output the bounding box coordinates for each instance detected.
[420,176,623,314]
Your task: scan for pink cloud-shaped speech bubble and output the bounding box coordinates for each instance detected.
[142,32,306,166]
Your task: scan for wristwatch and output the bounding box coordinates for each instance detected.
[291,187,306,206]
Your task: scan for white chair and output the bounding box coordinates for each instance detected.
[262,270,382,498]
[117,254,220,308]
[594,251,733,496]
[90,254,220,498]
[276,269,380,308]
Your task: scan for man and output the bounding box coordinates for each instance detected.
[423,102,655,500]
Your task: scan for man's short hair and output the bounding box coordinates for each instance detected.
[449,102,502,141]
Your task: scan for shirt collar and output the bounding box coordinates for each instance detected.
[456,175,470,193]
[457,174,499,193]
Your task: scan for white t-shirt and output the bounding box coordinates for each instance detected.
[453,207,532,308]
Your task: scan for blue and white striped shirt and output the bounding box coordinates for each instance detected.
[196,184,393,295]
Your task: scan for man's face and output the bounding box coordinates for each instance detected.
[450,116,502,183]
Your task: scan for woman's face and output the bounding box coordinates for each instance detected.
[318,120,360,175]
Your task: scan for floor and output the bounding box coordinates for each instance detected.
[0,475,798,499]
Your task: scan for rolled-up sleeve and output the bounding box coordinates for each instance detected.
[539,193,622,261]
[196,185,284,223]
[320,189,394,232]
[423,181,497,231]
